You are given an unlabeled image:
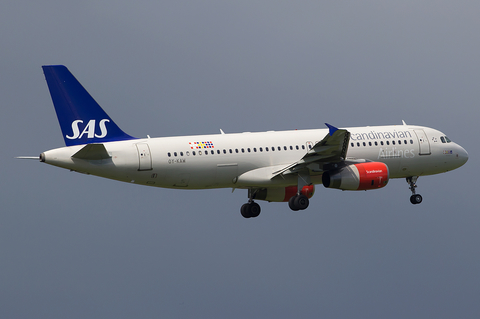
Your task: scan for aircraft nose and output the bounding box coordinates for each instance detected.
[456,144,468,167]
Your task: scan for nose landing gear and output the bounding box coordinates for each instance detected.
[407,176,423,204]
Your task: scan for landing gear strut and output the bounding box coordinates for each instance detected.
[288,171,311,211]
[407,176,422,204]
[241,189,261,218]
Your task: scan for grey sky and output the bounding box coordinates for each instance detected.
[1,1,479,318]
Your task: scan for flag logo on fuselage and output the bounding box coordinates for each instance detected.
[189,141,214,149]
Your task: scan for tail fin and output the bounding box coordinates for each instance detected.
[42,65,136,146]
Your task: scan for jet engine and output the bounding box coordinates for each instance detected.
[322,162,389,191]
[254,185,315,202]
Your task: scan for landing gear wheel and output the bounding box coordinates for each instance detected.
[240,202,261,218]
[288,194,309,211]
[241,204,251,218]
[406,176,423,205]
[410,194,423,205]
[249,202,261,217]
[288,195,300,211]
[294,194,309,210]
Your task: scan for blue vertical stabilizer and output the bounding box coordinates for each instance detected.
[42,65,136,146]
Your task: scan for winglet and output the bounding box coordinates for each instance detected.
[325,123,338,136]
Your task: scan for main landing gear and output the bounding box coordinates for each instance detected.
[407,176,423,204]
[241,189,261,218]
[241,201,261,218]
[288,194,309,211]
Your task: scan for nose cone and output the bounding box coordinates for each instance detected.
[455,144,468,167]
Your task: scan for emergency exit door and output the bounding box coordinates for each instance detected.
[136,143,152,170]
[413,129,431,155]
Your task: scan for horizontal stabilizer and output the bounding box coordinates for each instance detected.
[72,143,111,160]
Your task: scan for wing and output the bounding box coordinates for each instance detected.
[272,123,350,177]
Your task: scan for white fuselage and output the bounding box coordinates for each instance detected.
[41,124,468,190]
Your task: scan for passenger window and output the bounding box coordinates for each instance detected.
[380,141,384,146]
[363,142,366,147]
[375,141,378,146]
[386,141,390,145]
[302,145,305,150]
[211,150,214,155]
[204,151,208,155]
[265,147,269,151]
[278,146,281,151]
[192,151,196,156]
[199,151,202,155]
[271,147,274,151]
[186,151,190,156]
[248,148,251,152]
[223,149,226,154]
[253,148,257,152]
[217,150,220,154]
[290,146,293,150]
[351,143,354,147]
[242,148,245,153]
[398,140,401,145]
[392,141,395,145]
[357,142,360,147]
[404,140,407,144]
[296,145,299,150]
[174,152,177,157]
[180,152,184,156]
[284,146,287,150]
[259,147,263,152]
[235,149,239,153]
[410,140,414,144]
[168,152,171,157]
[229,149,232,153]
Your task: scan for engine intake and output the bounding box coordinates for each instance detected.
[322,162,389,190]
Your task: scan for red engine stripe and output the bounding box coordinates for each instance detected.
[356,162,389,190]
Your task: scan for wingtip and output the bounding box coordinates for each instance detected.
[325,123,338,136]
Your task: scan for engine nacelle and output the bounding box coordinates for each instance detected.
[322,162,389,190]
[254,185,315,202]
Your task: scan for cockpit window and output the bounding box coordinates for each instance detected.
[440,136,446,143]
[445,136,452,143]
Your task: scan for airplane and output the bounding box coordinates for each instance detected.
[23,65,469,218]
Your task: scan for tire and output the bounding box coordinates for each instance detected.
[410,194,423,204]
[241,203,251,218]
[288,195,299,211]
[250,202,261,218]
[294,194,309,210]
